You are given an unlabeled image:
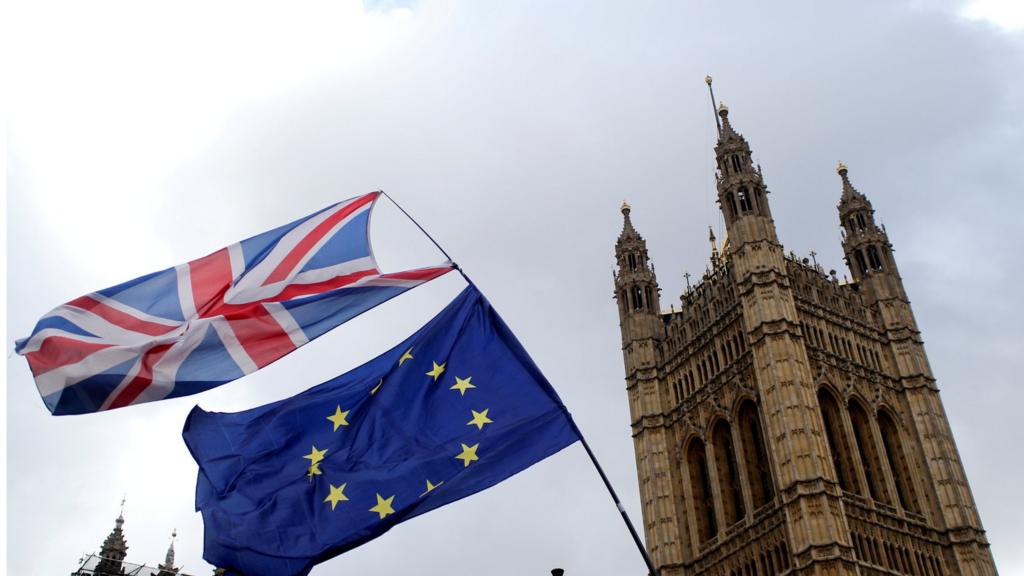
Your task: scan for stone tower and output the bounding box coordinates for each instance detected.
[613,103,997,575]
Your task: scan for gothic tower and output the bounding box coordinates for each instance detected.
[93,510,129,575]
[613,102,997,576]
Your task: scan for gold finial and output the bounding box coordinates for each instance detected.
[620,200,631,214]
[717,101,729,115]
[836,161,848,175]
[705,75,713,85]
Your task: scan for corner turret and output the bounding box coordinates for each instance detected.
[837,162,906,304]
[613,201,662,334]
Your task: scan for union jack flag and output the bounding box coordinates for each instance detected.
[15,192,454,415]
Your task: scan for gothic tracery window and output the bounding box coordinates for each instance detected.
[849,400,892,505]
[686,438,717,543]
[878,410,920,513]
[818,388,861,495]
[712,420,746,526]
[738,400,774,508]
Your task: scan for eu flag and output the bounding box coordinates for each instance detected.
[182,285,581,575]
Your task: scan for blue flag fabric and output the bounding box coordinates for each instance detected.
[182,285,581,575]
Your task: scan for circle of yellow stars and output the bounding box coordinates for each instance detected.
[301,344,498,520]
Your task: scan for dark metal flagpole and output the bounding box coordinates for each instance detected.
[706,75,721,135]
[578,434,660,576]
[378,190,472,285]
[380,189,659,576]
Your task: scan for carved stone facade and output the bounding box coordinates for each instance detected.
[613,104,997,576]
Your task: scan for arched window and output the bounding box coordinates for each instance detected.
[854,250,868,275]
[817,388,861,494]
[632,286,643,311]
[737,400,774,508]
[867,245,883,270]
[686,438,717,543]
[726,192,738,217]
[731,154,742,173]
[878,410,920,513]
[737,186,753,212]
[857,213,867,230]
[644,286,653,310]
[712,420,745,525]
[849,400,892,504]
[628,253,637,271]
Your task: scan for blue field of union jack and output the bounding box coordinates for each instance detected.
[16,192,453,415]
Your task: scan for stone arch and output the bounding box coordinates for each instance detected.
[711,418,745,526]
[817,386,861,495]
[735,398,774,509]
[684,436,717,543]
[848,397,892,504]
[877,408,921,513]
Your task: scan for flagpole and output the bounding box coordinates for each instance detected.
[381,189,658,576]
[379,190,471,284]
[578,434,660,576]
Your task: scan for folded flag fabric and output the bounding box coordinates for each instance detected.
[183,284,581,576]
[16,192,453,415]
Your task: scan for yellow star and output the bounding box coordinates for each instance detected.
[455,443,480,467]
[426,361,446,382]
[369,493,396,519]
[421,479,444,497]
[303,445,328,466]
[327,406,350,432]
[466,409,493,431]
[324,483,349,510]
[450,376,476,396]
[370,378,383,395]
[398,347,414,366]
[307,462,322,479]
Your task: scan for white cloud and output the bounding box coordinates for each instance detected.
[962,0,1024,31]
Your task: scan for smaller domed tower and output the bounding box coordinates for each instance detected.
[93,509,129,575]
[613,201,663,348]
[838,162,905,306]
[714,103,777,248]
[613,202,687,567]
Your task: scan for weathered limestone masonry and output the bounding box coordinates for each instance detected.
[612,104,997,576]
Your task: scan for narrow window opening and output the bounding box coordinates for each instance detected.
[712,420,746,525]
[855,250,868,275]
[867,245,883,270]
[738,186,753,212]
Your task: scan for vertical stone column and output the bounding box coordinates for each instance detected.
[731,236,858,576]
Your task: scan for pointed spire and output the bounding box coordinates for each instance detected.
[837,161,871,209]
[618,200,640,241]
[165,529,177,567]
[708,226,721,267]
[717,101,739,141]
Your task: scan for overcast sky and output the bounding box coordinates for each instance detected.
[6,1,1024,575]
